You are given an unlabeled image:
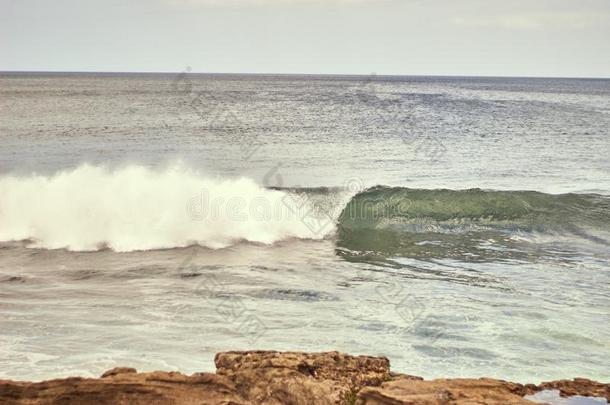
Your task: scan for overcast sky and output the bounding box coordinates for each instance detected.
[1,0,609,77]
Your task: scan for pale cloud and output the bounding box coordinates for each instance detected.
[452,11,610,30]
[167,0,381,5]
[2,0,609,76]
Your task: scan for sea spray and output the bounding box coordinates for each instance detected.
[0,164,335,251]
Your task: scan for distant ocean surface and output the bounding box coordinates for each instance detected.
[0,72,609,382]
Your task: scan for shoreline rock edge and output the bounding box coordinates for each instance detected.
[0,351,608,404]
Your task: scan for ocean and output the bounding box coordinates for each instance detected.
[0,72,609,383]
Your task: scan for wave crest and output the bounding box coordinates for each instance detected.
[338,186,610,233]
[336,186,610,262]
[0,165,333,252]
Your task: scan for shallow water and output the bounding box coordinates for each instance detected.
[0,73,609,382]
[526,390,609,404]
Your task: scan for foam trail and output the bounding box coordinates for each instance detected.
[0,164,333,252]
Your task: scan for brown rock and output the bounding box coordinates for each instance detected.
[535,378,610,401]
[100,367,137,378]
[356,377,535,405]
[0,370,246,405]
[0,351,608,405]
[215,351,393,404]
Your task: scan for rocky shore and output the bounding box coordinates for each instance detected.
[1,351,608,404]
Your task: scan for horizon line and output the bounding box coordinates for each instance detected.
[1,70,609,80]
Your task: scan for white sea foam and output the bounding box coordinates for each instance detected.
[0,164,334,252]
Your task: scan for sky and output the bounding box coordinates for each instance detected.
[1,0,609,77]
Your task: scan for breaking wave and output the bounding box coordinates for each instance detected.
[0,164,336,252]
[2,167,609,255]
[336,186,610,262]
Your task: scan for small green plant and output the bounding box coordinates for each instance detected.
[343,389,358,405]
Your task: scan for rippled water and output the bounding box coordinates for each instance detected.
[0,73,609,382]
